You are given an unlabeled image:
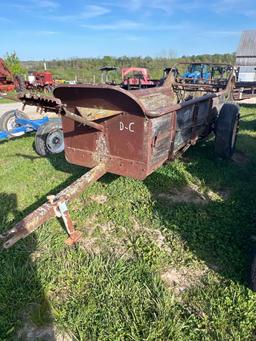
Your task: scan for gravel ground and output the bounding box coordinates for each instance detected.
[238,97,256,105]
[0,102,57,119]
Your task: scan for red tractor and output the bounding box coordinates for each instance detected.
[99,66,159,89]
[121,67,159,89]
[0,58,24,92]
[26,71,55,92]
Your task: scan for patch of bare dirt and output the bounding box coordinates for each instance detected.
[161,267,205,294]
[79,220,131,258]
[158,183,228,205]
[30,251,42,262]
[79,235,101,254]
[133,220,172,254]
[232,151,249,166]
[78,218,173,259]
[17,323,73,341]
[90,194,108,204]
[17,304,74,341]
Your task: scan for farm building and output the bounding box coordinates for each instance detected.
[236,30,256,82]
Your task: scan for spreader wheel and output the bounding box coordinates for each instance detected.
[34,118,64,156]
[0,110,27,137]
[214,103,240,159]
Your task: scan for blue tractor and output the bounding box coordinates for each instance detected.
[183,63,212,82]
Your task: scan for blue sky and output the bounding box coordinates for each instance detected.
[0,0,255,60]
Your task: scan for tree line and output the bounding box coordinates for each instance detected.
[6,52,236,83]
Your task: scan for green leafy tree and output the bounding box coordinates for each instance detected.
[4,52,26,75]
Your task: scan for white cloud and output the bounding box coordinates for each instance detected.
[107,0,255,17]
[203,30,240,37]
[82,20,140,30]
[82,20,188,31]
[116,0,202,13]
[81,5,110,18]
[35,0,60,9]
[49,5,110,22]
[10,0,60,11]
[212,0,256,16]
[0,16,11,23]
[35,30,59,35]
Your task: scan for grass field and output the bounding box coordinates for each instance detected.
[0,91,17,104]
[0,98,14,104]
[0,105,256,340]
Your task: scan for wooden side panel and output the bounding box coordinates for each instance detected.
[149,113,176,169]
[174,100,211,151]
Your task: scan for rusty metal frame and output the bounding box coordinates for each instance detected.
[0,63,238,249]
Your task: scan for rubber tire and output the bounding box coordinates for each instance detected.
[215,103,240,159]
[250,247,256,291]
[34,118,64,156]
[0,110,27,132]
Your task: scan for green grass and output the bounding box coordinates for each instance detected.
[0,98,15,104]
[0,91,18,104]
[0,106,256,340]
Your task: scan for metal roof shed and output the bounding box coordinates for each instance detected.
[236,30,256,65]
[236,30,256,82]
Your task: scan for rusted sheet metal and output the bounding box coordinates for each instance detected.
[53,84,187,117]
[52,85,219,179]
[53,84,218,118]
[0,163,106,248]
[66,84,223,116]
[18,84,217,118]
[16,79,229,181]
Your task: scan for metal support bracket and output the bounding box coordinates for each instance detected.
[47,195,82,245]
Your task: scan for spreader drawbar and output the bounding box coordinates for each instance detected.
[0,163,106,248]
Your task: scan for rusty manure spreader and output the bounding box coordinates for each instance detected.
[0,63,240,249]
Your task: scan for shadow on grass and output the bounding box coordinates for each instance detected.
[239,104,256,110]
[0,133,35,147]
[15,134,256,289]
[0,193,53,340]
[145,133,256,286]
[44,132,256,288]
[8,148,118,231]
[239,119,256,131]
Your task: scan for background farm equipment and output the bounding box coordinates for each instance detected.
[25,70,55,92]
[182,63,211,81]
[100,66,159,89]
[0,61,239,249]
[175,62,234,86]
[0,113,48,139]
[0,109,64,156]
[0,58,25,93]
[121,67,159,89]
